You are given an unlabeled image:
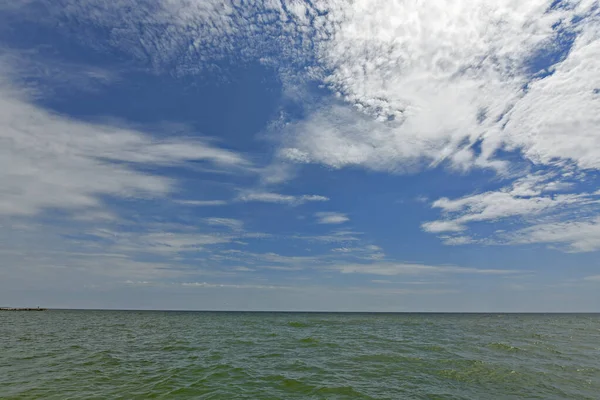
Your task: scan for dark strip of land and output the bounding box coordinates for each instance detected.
[0,307,47,311]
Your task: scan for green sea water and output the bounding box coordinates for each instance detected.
[1,311,599,399]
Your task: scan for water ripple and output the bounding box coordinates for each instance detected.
[1,311,599,399]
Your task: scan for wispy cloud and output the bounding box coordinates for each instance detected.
[331,262,523,276]
[422,172,600,251]
[331,244,385,260]
[205,218,244,231]
[0,48,119,98]
[180,282,287,290]
[507,217,600,253]
[237,191,329,205]
[315,212,349,224]
[292,230,362,243]
[210,250,323,269]
[175,200,228,206]
[0,78,249,218]
[112,232,233,254]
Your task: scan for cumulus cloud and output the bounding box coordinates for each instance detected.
[315,212,349,224]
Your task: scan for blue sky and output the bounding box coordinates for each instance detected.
[0,0,599,311]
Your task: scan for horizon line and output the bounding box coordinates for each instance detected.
[19,308,600,314]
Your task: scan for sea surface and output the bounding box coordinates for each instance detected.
[1,311,599,399]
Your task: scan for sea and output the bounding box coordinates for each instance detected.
[1,311,599,399]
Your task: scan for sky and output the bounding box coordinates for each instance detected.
[0,0,599,312]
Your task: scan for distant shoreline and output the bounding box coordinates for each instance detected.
[0,307,47,311]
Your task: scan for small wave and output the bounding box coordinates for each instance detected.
[287,321,311,328]
[261,375,371,397]
[538,346,563,355]
[231,339,255,345]
[423,344,445,352]
[256,353,283,358]
[84,350,121,367]
[352,354,418,363]
[202,365,250,381]
[262,375,316,393]
[438,364,524,384]
[530,333,547,339]
[316,385,371,398]
[299,337,319,345]
[161,345,197,352]
[487,342,524,352]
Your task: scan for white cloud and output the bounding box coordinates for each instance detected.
[180,282,286,290]
[22,0,599,177]
[0,76,249,217]
[278,0,599,178]
[175,200,228,206]
[89,229,233,255]
[508,216,600,252]
[20,0,328,77]
[212,250,323,267]
[0,49,119,98]
[333,244,381,253]
[292,230,362,243]
[371,280,393,284]
[315,212,349,224]
[421,170,600,251]
[440,236,477,246]
[237,191,329,205]
[332,262,522,276]
[422,173,600,234]
[584,275,600,282]
[424,191,588,233]
[3,0,600,308]
[205,217,244,231]
[500,12,600,170]
[233,266,255,272]
[258,162,298,185]
[123,280,290,289]
[129,232,231,253]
